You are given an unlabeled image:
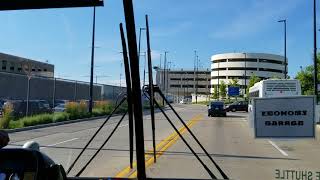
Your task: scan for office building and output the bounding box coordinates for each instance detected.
[155,68,211,97]
[0,52,54,77]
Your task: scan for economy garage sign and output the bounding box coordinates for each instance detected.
[253,96,315,138]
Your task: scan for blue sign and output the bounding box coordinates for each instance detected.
[228,87,240,96]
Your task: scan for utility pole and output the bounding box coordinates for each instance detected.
[244,53,247,99]
[167,61,171,95]
[159,54,162,69]
[194,50,197,103]
[138,27,146,60]
[143,52,147,86]
[53,77,56,108]
[196,55,199,103]
[89,6,96,115]
[74,80,77,101]
[183,70,186,97]
[313,0,318,101]
[217,61,220,99]
[186,71,189,97]
[163,51,168,105]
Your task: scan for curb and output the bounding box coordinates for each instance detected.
[5,115,114,133]
[4,106,170,133]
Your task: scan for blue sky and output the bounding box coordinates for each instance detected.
[0,0,319,85]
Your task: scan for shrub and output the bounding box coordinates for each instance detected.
[116,101,127,114]
[92,108,105,117]
[8,120,23,129]
[66,102,80,120]
[94,101,114,115]
[53,112,69,122]
[66,101,90,119]
[0,103,13,129]
[79,100,89,117]
[22,114,53,127]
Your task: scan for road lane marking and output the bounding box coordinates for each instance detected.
[115,114,203,178]
[41,138,78,149]
[268,140,288,157]
[119,124,129,128]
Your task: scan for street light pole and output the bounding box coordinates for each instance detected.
[143,52,147,86]
[194,50,197,103]
[217,61,220,99]
[138,27,146,60]
[244,53,247,99]
[163,51,168,105]
[278,19,287,79]
[89,6,96,114]
[313,0,318,101]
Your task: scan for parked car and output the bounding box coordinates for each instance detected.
[54,104,66,112]
[225,101,248,112]
[166,95,174,103]
[208,101,226,117]
[179,98,191,104]
[5,100,53,118]
[54,100,69,107]
[39,100,51,110]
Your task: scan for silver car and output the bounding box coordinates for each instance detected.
[53,104,66,112]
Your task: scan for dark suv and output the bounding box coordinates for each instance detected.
[225,101,248,112]
[208,101,226,117]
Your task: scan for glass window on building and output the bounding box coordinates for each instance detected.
[9,62,15,71]
[2,60,7,70]
[17,64,22,72]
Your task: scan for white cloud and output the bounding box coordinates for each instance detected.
[153,21,192,38]
[209,0,303,39]
[60,14,74,54]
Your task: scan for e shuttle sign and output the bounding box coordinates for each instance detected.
[253,96,315,138]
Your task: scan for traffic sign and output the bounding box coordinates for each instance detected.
[253,96,315,138]
[228,87,240,96]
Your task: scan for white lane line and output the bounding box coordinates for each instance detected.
[41,138,78,149]
[268,140,288,157]
[119,124,129,128]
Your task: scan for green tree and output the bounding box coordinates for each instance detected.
[228,78,240,87]
[212,85,218,99]
[248,74,261,89]
[220,81,227,99]
[295,66,317,95]
[247,74,261,95]
[295,53,320,95]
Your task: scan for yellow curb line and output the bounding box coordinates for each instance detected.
[115,114,203,178]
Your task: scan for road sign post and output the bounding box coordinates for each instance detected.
[228,86,240,97]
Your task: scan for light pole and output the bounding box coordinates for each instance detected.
[217,60,220,99]
[138,27,146,87]
[243,53,247,99]
[142,52,147,86]
[89,6,96,115]
[313,0,318,101]
[138,27,146,59]
[194,50,197,103]
[278,19,287,79]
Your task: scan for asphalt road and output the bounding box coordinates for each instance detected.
[7,104,320,180]
[6,104,202,178]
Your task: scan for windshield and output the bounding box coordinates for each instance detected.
[1,0,320,179]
